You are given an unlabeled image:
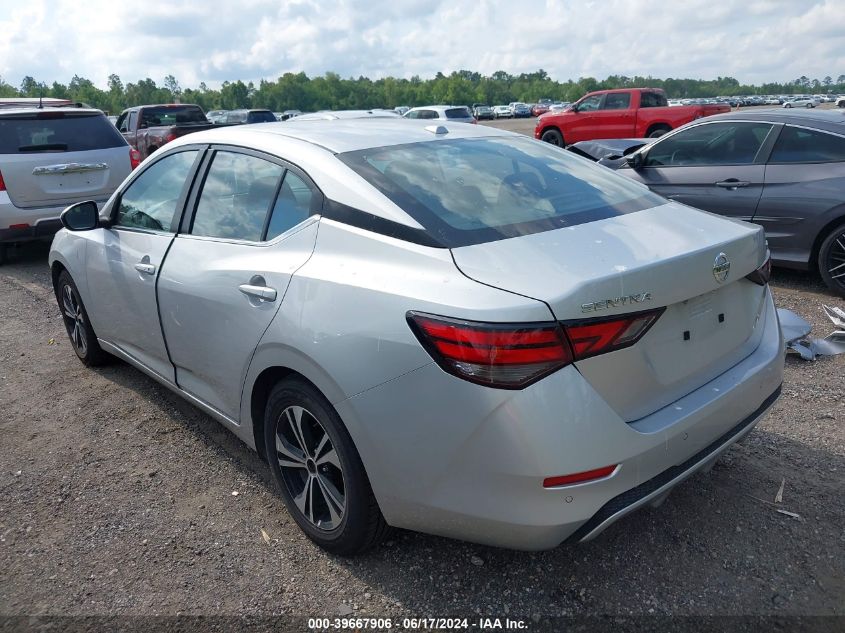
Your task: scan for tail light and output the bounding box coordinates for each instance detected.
[543,464,618,488]
[408,307,663,389]
[0,170,5,191]
[129,148,141,170]
[164,131,177,143]
[745,252,772,286]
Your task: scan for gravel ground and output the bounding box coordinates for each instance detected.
[1,232,843,628]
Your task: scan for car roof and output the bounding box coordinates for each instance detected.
[701,109,845,133]
[407,105,467,112]
[294,110,401,121]
[0,107,105,117]
[169,117,516,153]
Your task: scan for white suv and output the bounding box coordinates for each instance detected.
[0,107,134,264]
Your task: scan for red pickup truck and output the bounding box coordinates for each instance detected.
[115,104,219,161]
[534,88,730,146]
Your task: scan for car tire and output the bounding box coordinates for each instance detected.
[785,103,792,108]
[540,128,564,147]
[0,244,7,266]
[264,378,390,554]
[55,270,110,366]
[818,224,845,298]
[647,125,671,138]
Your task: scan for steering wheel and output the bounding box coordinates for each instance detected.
[670,150,694,165]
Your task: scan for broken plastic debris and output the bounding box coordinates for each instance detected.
[775,478,785,504]
[776,509,802,520]
[261,528,271,545]
[777,307,845,360]
[231,490,239,496]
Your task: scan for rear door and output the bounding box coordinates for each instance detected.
[83,148,203,382]
[157,148,321,420]
[624,120,775,221]
[591,92,635,139]
[0,110,131,209]
[756,124,845,266]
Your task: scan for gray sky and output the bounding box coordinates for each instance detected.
[1,0,843,89]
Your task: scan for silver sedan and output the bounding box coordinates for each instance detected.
[50,119,784,553]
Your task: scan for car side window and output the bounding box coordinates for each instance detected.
[769,126,845,163]
[116,113,128,133]
[128,111,137,131]
[643,122,773,167]
[640,92,667,108]
[577,95,603,111]
[191,151,283,242]
[115,150,198,232]
[265,172,315,240]
[602,93,631,110]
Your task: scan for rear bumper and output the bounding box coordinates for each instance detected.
[336,287,784,549]
[0,194,108,243]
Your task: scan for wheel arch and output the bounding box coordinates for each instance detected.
[645,122,672,137]
[244,347,349,462]
[810,211,845,272]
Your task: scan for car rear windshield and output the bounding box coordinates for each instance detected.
[247,111,278,123]
[445,108,472,119]
[140,106,208,126]
[0,112,127,154]
[338,136,665,247]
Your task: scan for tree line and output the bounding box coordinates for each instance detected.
[2,70,844,115]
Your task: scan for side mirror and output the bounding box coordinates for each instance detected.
[570,104,579,113]
[60,201,99,231]
[625,152,644,169]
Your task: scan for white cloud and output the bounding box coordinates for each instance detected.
[0,0,842,89]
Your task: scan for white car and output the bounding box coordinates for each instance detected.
[836,96,845,108]
[49,119,783,553]
[404,106,475,124]
[492,105,513,118]
[783,97,815,108]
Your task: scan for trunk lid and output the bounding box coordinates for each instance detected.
[451,202,769,421]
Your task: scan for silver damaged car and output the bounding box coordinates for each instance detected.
[49,119,784,553]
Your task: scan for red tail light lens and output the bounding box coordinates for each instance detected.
[164,132,177,143]
[745,252,772,286]
[407,312,572,389]
[129,148,141,170]
[408,308,664,389]
[0,170,5,191]
[564,309,664,361]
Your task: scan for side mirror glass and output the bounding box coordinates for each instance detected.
[625,152,644,169]
[60,201,99,231]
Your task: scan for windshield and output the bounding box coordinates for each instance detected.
[338,136,664,247]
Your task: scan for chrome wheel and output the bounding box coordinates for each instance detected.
[61,283,88,356]
[275,405,346,531]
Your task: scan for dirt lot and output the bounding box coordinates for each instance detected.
[1,227,844,625]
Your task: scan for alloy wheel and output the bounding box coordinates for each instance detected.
[275,405,346,531]
[61,284,88,356]
[825,230,845,290]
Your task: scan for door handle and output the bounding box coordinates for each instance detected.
[715,179,750,189]
[134,262,156,275]
[238,284,277,302]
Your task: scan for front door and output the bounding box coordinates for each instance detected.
[624,120,775,221]
[84,149,202,381]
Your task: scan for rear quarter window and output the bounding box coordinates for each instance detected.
[769,126,845,163]
[0,113,127,154]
